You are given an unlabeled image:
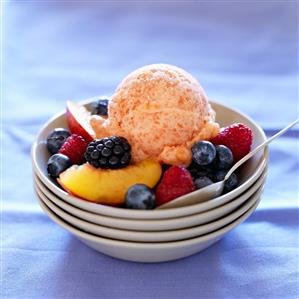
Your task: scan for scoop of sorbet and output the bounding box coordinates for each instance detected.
[90,64,219,166]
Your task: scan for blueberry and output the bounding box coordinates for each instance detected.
[125,184,155,210]
[92,98,109,116]
[194,176,213,190]
[214,170,238,193]
[47,154,72,178]
[192,141,216,166]
[46,128,71,154]
[187,162,213,180]
[215,145,233,170]
[224,173,238,193]
[214,169,228,182]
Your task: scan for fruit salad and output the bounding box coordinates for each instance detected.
[45,64,253,210]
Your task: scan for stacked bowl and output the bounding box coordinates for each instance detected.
[31,99,268,263]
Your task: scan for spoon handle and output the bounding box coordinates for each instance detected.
[225,118,299,181]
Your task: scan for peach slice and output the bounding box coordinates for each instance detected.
[58,160,162,205]
[66,100,95,142]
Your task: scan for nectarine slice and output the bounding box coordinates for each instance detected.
[66,100,95,142]
[58,160,162,205]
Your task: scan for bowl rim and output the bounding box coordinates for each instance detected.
[35,180,264,242]
[31,98,268,219]
[35,189,261,248]
[32,153,267,220]
[33,169,267,231]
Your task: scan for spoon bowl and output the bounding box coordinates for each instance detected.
[156,181,224,209]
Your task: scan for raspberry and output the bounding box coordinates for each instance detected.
[155,166,195,206]
[58,134,88,165]
[211,123,253,161]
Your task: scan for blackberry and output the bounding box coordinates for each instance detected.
[84,136,131,169]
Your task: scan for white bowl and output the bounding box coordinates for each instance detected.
[36,192,262,263]
[35,181,264,242]
[31,99,268,220]
[34,170,266,231]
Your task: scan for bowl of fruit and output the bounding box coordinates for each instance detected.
[32,64,268,262]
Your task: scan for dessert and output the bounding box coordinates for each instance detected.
[44,64,253,209]
[90,64,220,166]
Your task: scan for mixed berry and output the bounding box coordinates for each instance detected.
[211,123,253,161]
[59,134,88,165]
[47,153,72,178]
[84,137,131,169]
[91,97,110,116]
[191,141,216,166]
[45,100,253,210]
[46,128,71,154]
[125,184,156,210]
[155,166,195,207]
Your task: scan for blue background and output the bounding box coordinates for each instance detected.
[2,1,299,298]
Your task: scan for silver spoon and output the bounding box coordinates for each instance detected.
[157,118,299,209]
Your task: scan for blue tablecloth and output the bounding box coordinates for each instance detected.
[2,1,299,298]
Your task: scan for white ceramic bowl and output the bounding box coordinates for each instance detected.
[31,99,268,220]
[35,192,262,262]
[34,170,266,231]
[35,181,264,242]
